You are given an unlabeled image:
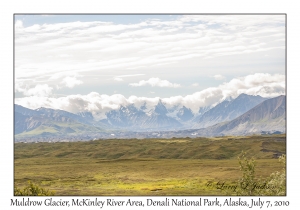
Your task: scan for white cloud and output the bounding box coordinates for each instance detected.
[115,74,145,78]
[129,77,181,88]
[15,73,285,116]
[213,74,226,80]
[15,92,129,120]
[15,81,27,93]
[114,77,123,82]
[113,74,145,82]
[161,73,285,112]
[62,77,83,88]
[14,16,285,116]
[15,15,285,84]
[23,84,53,97]
[49,72,81,80]
[15,20,23,29]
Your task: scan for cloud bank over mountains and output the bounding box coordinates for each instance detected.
[15,73,285,119]
[14,15,285,121]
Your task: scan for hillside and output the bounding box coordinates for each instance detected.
[199,95,286,136]
[15,134,286,160]
[193,94,266,128]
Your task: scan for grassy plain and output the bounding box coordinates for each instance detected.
[14,134,286,195]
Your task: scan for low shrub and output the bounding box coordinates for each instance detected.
[14,181,55,196]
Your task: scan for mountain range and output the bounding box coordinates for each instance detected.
[14,94,286,141]
[196,95,286,136]
[192,93,267,128]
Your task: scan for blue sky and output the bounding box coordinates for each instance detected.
[14,14,286,115]
[15,14,181,27]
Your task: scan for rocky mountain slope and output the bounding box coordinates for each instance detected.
[193,93,266,128]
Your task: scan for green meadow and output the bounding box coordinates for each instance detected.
[14,134,286,195]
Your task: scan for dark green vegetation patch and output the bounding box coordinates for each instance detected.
[15,135,285,160]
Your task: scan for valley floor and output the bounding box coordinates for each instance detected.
[14,134,286,196]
